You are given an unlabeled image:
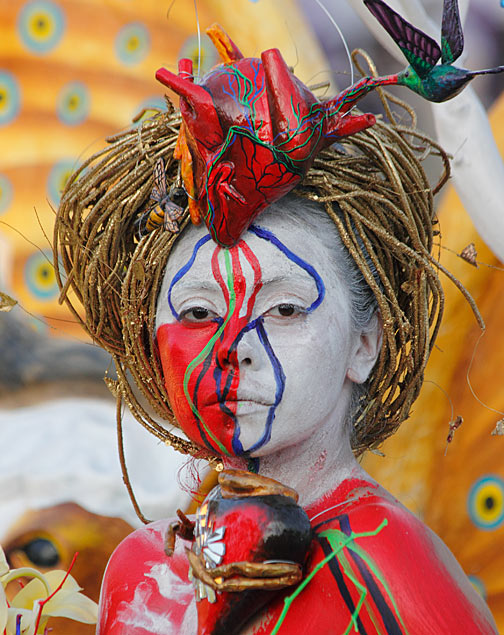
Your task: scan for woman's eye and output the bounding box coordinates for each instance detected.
[278,304,295,316]
[268,303,302,318]
[180,307,213,322]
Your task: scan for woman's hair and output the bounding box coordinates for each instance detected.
[54,97,459,461]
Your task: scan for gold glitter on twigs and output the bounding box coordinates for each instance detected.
[53,62,481,459]
[116,389,152,525]
[491,420,504,436]
[0,291,17,312]
[459,242,478,267]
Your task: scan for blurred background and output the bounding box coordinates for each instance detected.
[0,0,503,631]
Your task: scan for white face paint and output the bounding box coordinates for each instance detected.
[156,209,374,459]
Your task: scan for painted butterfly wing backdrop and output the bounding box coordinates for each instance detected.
[0,0,328,338]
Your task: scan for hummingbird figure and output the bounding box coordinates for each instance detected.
[364,0,504,102]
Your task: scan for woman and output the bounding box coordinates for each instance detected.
[54,33,497,634]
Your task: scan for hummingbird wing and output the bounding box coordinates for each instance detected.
[364,0,441,78]
[441,0,464,64]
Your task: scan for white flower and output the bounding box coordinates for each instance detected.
[0,545,98,634]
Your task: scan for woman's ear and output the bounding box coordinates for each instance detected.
[346,313,383,384]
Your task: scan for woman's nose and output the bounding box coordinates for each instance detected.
[237,337,253,367]
[216,345,237,369]
[216,326,262,370]
[236,327,263,369]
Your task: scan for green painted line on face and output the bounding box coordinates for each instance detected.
[182,249,236,456]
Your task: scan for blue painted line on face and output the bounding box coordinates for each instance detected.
[214,312,286,457]
[221,225,326,455]
[166,233,224,453]
[245,317,286,453]
[236,225,325,454]
[212,361,244,456]
[167,233,212,320]
[207,328,243,454]
[230,415,244,455]
[248,224,325,311]
[222,316,272,455]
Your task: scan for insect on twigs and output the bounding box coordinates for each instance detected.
[135,158,187,238]
[445,415,463,455]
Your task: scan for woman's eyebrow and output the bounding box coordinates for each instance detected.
[170,280,221,293]
[259,272,316,287]
[170,271,318,296]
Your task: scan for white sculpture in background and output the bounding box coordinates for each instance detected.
[0,399,191,536]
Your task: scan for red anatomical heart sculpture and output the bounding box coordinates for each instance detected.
[156,25,388,246]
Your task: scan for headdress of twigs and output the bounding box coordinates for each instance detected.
[53,54,481,467]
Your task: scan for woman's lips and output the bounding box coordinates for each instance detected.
[201,397,273,410]
[234,400,273,415]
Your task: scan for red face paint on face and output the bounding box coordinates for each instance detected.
[157,239,263,457]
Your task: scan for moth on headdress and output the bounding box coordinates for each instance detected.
[156,25,396,247]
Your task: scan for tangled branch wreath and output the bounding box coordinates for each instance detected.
[53,88,480,469]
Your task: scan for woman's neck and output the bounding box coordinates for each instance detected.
[222,406,369,508]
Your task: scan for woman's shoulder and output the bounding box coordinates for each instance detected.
[97,518,196,634]
[103,518,171,564]
[302,478,497,634]
[96,483,497,634]
[311,477,433,541]
[307,476,426,539]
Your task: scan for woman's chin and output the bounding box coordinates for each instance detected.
[232,408,275,453]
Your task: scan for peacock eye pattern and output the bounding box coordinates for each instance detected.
[0,71,21,126]
[467,475,504,530]
[24,250,59,301]
[17,0,65,55]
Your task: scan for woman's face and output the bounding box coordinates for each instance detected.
[156,210,371,459]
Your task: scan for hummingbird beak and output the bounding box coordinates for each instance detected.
[375,73,400,87]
